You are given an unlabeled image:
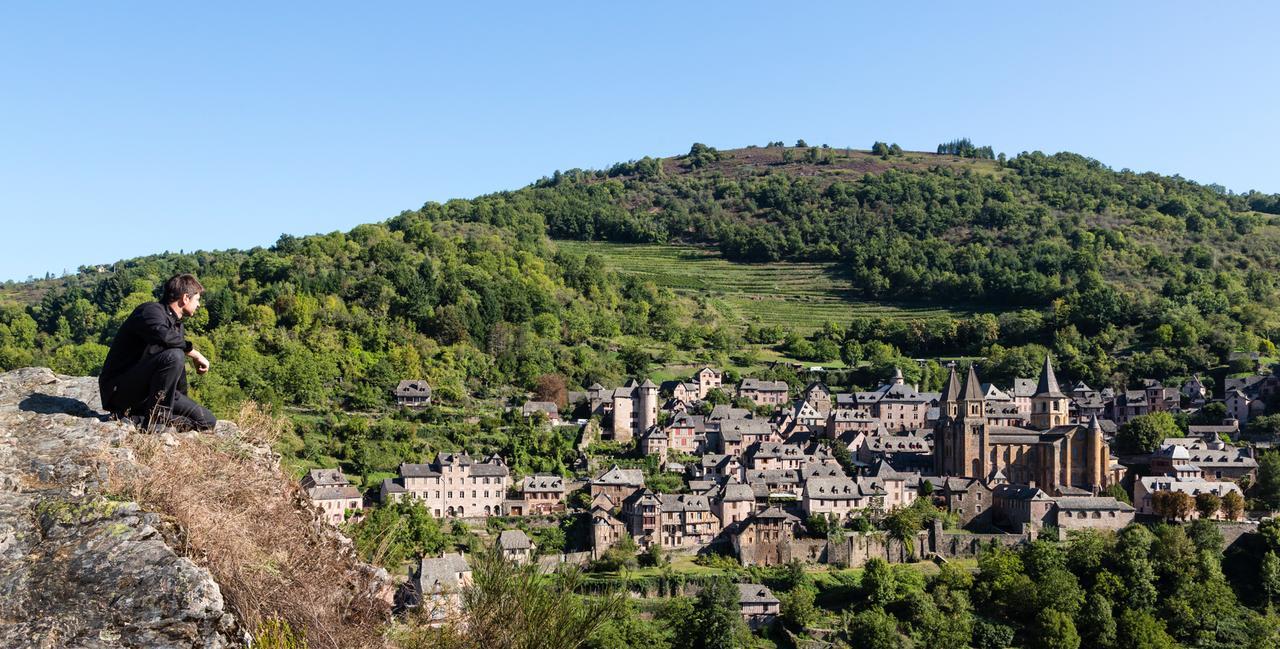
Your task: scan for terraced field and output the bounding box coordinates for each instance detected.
[554,240,987,332]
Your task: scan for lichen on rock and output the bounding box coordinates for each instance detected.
[0,367,236,648]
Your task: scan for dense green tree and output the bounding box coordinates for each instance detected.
[1034,608,1080,649]
[1116,412,1181,454]
[1255,451,1280,509]
[844,607,910,649]
[1115,609,1177,649]
[346,499,446,567]
[1077,592,1117,649]
[862,558,897,607]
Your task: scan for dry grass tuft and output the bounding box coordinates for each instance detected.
[109,402,393,649]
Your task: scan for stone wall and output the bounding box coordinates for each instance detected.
[824,520,1035,568]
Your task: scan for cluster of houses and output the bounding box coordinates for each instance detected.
[300,359,1276,628]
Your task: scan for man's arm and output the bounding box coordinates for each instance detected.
[137,303,192,351]
[187,348,210,374]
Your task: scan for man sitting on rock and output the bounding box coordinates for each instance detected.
[99,273,217,431]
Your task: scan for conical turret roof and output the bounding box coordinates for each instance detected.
[941,366,961,402]
[962,364,984,401]
[1034,355,1066,398]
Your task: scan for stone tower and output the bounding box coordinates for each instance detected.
[612,379,636,442]
[1087,413,1106,492]
[1030,355,1070,430]
[937,364,987,479]
[638,378,658,434]
[958,364,988,479]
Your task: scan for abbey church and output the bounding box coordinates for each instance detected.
[934,356,1113,495]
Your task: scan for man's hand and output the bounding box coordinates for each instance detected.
[188,349,211,374]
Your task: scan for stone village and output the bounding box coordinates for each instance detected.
[301,359,1277,626]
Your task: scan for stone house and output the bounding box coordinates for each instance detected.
[693,453,743,481]
[394,380,432,408]
[1225,389,1257,426]
[737,584,781,629]
[849,368,934,432]
[1182,375,1210,407]
[1110,390,1150,425]
[380,452,510,518]
[1150,441,1257,483]
[520,401,561,425]
[738,378,789,407]
[638,426,669,458]
[1053,496,1135,531]
[746,442,808,471]
[992,484,1056,529]
[590,497,626,558]
[589,464,646,505]
[1068,381,1107,424]
[407,553,471,625]
[921,476,994,527]
[1140,379,1181,413]
[865,460,918,512]
[1135,476,1243,520]
[803,477,885,519]
[825,408,880,440]
[711,477,756,527]
[732,507,800,566]
[1011,377,1037,418]
[802,381,833,417]
[744,469,803,501]
[666,412,706,454]
[498,529,534,564]
[660,379,701,407]
[856,431,932,466]
[696,366,723,400]
[302,468,363,525]
[519,475,566,514]
[586,379,658,442]
[621,490,717,548]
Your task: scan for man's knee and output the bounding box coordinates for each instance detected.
[156,348,185,366]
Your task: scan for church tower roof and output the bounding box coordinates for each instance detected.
[1034,355,1066,398]
[941,366,961,402]
[962,364,984,401]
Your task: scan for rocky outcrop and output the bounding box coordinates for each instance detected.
[0,368,236,648]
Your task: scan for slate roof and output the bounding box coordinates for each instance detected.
[721,479,756,502]
[1054,496,1134,512]
[994,484,1052,501]
[395,380,432,397]
[805,477,884,500]
[593,464,645,486]
[737,583,779,606]
[962,364,984,401]
[418,553,470,592]
[305,468,349,487]
[740,378,789,392]
[400,463,442,478]
[308,485,361,500]
[522,475,565,492]
[498,529,532,551]
[1034,356,1066,398]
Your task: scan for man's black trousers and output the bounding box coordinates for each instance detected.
[102,347,217,430]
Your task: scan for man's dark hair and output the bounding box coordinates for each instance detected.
[162,273,205,303]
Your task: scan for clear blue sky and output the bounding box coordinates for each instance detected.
[2,3,1277,282]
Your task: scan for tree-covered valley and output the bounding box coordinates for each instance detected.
[2,141,1279,486]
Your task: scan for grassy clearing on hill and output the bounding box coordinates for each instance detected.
[555,240,989,333]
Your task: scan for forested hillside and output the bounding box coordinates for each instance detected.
[2,141,1279,420]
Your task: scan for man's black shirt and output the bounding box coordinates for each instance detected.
[100,302,192,387]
